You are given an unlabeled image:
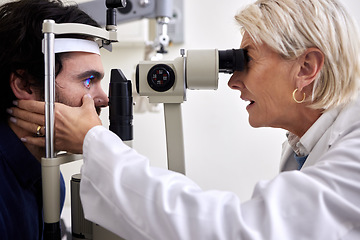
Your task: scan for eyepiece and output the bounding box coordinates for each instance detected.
[219,49,247,74]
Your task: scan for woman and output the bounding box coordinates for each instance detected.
[8,0,360,239]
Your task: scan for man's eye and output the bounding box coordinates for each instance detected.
[83,75,94,89]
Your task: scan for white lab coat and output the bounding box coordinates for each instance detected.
[80,96,360,240]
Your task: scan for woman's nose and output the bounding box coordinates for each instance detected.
[228,71,245,91]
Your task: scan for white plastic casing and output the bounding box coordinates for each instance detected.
[186,49,219,90]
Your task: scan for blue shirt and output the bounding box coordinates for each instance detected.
[0,123,65,240]
[294,153,308,170]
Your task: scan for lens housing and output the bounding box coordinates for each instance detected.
[218,49,247,74]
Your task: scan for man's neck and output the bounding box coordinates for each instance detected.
[8,120,45,162]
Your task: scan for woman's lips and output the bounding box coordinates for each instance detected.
[241,96,255,110]
[246,100,255,110]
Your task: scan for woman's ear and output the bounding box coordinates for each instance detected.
[296,48,324,91]
[9,71,37,100]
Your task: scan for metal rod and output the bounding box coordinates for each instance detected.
[44,20,55,159]
[43,19,61,240]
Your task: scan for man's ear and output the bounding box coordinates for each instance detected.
[9,71,37,100]
[295,48,324,91]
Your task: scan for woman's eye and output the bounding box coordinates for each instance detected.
[245,52,252,63]
[83,76,94,89]
[245,55,253,68]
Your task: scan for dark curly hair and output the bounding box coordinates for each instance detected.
[0,0,100,122]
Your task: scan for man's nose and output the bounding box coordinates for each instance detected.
[93,87,109,107]
[228,71,246,91]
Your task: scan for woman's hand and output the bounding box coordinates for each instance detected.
[8,94,102,154]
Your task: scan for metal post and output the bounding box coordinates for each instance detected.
[42,19,61,240]
[44,20,55,159]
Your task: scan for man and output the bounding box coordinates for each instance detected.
[0,0,108,239]
[8,0,360,239]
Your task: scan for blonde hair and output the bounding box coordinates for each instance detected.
[235,0,360,110]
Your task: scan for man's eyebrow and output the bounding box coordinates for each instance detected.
[76,70,104,80]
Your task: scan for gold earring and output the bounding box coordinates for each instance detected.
[292,89,305,103]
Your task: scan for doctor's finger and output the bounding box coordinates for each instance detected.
[21,136,45,148]
[9,116,45,136]
[16,99,45,114]
[8,106,45,126]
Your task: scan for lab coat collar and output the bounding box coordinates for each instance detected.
[327,96,360,146]
[279,96,360,171]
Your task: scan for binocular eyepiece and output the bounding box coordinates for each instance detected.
[219,48,248,74]
[135,48,248,103]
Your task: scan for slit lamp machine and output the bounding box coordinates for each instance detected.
[41,0,248,239]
